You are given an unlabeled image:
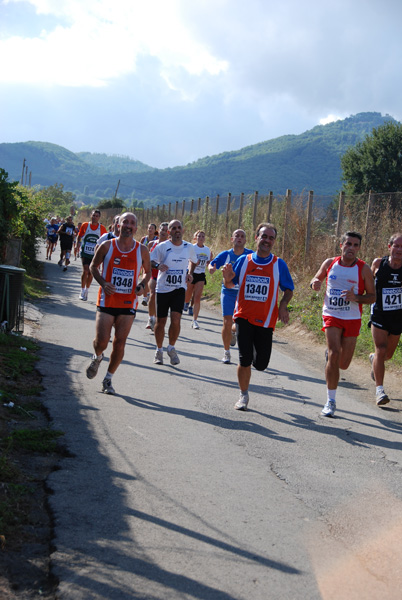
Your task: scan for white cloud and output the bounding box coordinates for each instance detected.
[0,0,228,88]
[319,115,344,126]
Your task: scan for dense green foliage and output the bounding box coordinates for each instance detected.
[0,170,49,270]
[341,121,402,198]
[0,113,398,206]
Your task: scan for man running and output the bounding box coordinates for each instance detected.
[57,215,75,271]
[222,223,294,411]
[151,219,197,365]
[310,231,375,417]
[77,210,107,301]
[369,232,402,406]
[208,229,252,363]
[97,214,120,245]
[45,217,59,260]
[85,213,151,394]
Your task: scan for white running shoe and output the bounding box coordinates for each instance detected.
[83,288,88,301]
[150,316,156,332]
[192,320,200,329]
[145,318,153,330]
[230,330,236,346]
[102,378,115,395]
[222,350,231,364]
[79,292,85,300]
[86,353,104,379]
[321,399,336,417]
[376,390,390,406]
[234,392,249,411]
[167,347,180,365]
[154,349,163,365]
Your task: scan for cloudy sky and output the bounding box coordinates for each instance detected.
[0,0,400,168]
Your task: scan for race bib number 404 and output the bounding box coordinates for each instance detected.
[111,267,134,294]
[382,287,402,311]
[165,270,183,287]
[244,275,269,302]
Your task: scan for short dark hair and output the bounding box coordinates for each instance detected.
[92,209,101,216]
[341,231,362,244]
[255,222,277,238]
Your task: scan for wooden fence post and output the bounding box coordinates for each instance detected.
[225,193,231,234]
[267,191,273,222]
[215,194,220,220]
[304,190,314,266]
[182,200,186,218]
[335,191,345,240]
[238,192,244,228]
[175,201,178,219]
[252,191,258,230]
[205,196,210,233]
[197,198,201,213]
[282,189,291,259]
[365,190,374,242]
[190,199,194,215]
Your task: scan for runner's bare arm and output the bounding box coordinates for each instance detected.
[222,263,235,289]
[310,258,334,291]
[342,263,376,304]
[278,288,293,324]
[371,257,381,277]
[135,246,151,295]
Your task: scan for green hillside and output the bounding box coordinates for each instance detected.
[0,112,397,203]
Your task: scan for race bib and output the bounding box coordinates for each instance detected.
[111,267,134,294]
[165,270,184,288]
[328,288,350,311]
[84,242,96,255]
[382,287,402,311]
[244,275,270,302]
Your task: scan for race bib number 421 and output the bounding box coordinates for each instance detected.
[244,275,270,302]
[382,287,402,311]
[111,267,134,294]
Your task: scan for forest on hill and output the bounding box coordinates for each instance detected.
[0,112,396,206]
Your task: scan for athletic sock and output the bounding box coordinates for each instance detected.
[167,344,175,352]
[376,385,384,395]
[105,371,113,381]
[327,389,336,402]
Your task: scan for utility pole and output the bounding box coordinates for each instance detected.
[114,179,120,199]
[20,158,26,185]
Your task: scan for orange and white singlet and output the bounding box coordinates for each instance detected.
[323,257,365,320]
[97,238,143,310]
[234,253,286,329]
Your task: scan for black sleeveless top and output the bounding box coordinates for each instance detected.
[372,256,402,314]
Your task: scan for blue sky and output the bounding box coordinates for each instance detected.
[1,0,401,168]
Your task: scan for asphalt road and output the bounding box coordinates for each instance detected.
[36,245,402,600]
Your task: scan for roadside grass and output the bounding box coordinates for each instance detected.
[0,329,64,550]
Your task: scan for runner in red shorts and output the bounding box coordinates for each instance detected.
[310,231,375,417]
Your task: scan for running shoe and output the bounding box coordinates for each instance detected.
[86,353,103,379]
[192,320,200,329]
[83,288,88,301]
[102,378,115,395]
[141,295,149,307]
[188,306,193,316]
[369,353,375,381]
[321,399,336,417]
[222,350,231,364]
[230,329,236,346]
[167,347,180,365]
[145,318,153,329]
[376,390,390,406]
[183,303,189,312]
[79,292,85,300]
[63,267,68,272]
[154,349,163,365]
[58,259,63,267]
[234,392,249,411]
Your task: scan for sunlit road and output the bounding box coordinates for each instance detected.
[37,246,402,600]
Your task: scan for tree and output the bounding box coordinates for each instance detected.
[341,121,402,198]
[39,183,76,216]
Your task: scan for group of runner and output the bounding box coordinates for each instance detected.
[52,210,400,414]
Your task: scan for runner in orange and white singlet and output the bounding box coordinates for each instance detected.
[85,213,151,395]
[77,210,107,301]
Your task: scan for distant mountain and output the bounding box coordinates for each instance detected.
[0,112,397,204]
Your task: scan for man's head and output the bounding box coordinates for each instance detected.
[91,210,101,223]
[168,220,183,245]
[158,222,169,242]
[388,232,402,258]
[147,223,157,238]
[340,231,362,263]
[112,214,121,235]
[66,216,73,224]
[118,212,137,238]
[231,229,246,250]
[255,224,277,257]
